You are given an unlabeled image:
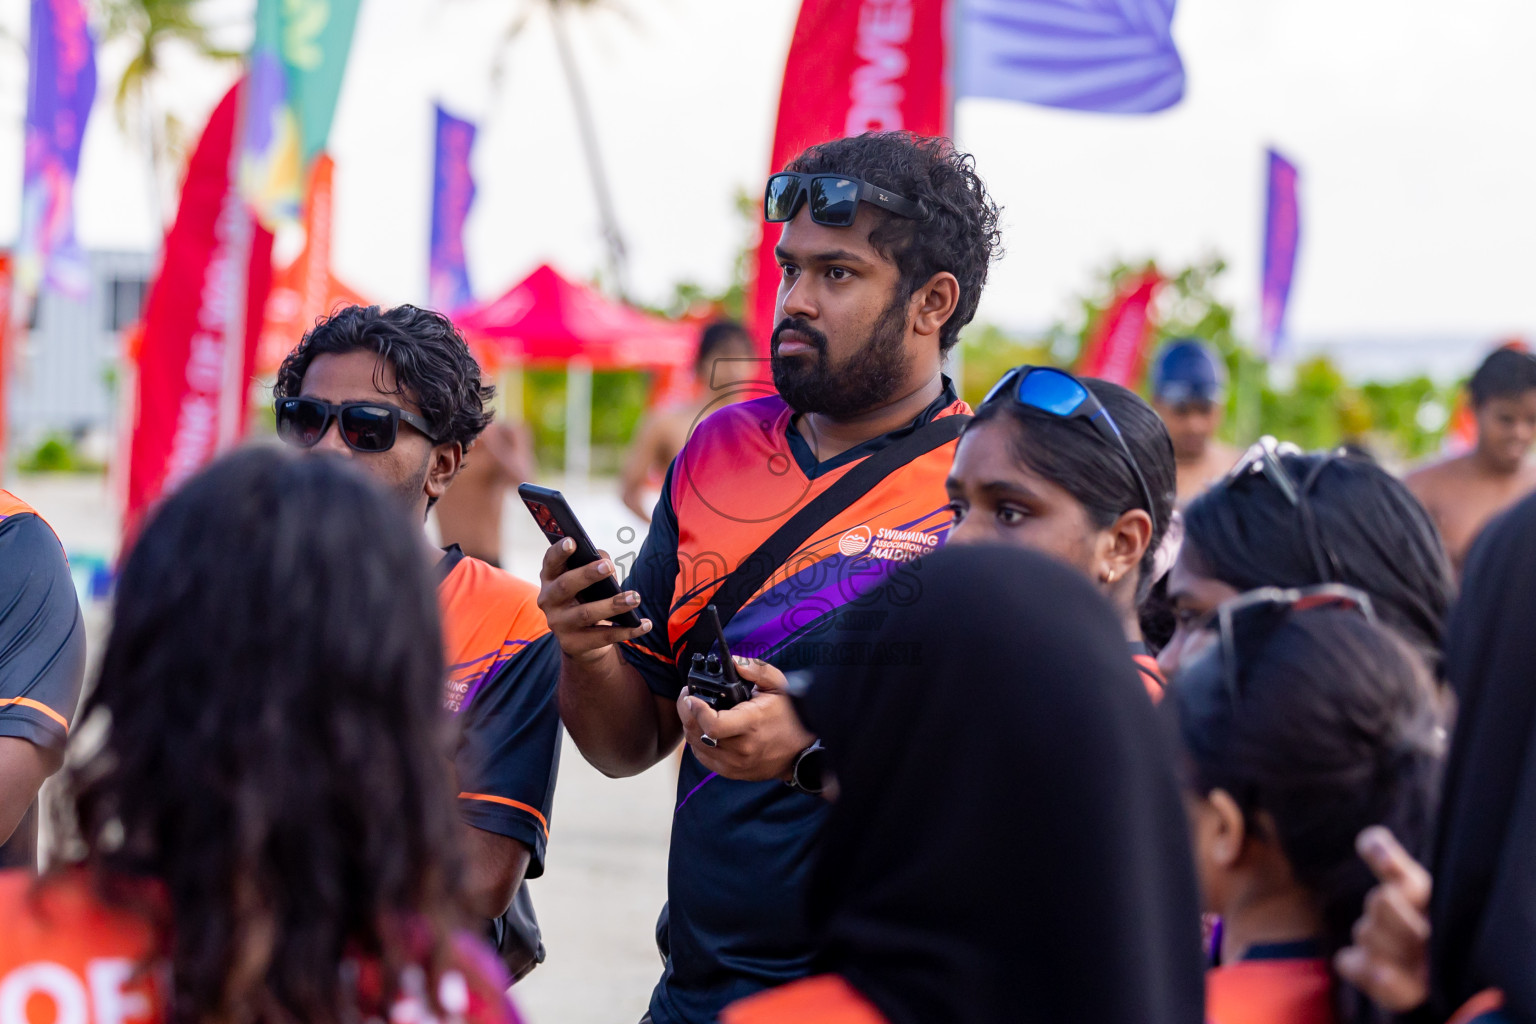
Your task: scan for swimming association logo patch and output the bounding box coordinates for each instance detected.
[839,526,873,557]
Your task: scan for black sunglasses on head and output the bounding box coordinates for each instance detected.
[1197,584,1377,705]
[1223,436,1345,582]
[764,172,925,227]
[274,397,440,454]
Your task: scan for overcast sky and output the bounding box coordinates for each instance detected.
[2,0,1533,355]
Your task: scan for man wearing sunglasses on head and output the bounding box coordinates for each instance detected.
[535,132,1001,1024]
[273,304,560,980]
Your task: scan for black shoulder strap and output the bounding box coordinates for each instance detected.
[677,412,968,666]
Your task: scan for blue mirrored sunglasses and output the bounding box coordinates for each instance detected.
[980,366,1158,522]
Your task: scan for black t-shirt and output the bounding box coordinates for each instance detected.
[0,497,87,868]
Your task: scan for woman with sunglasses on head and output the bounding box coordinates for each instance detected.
[1171,587,1441,1024]
[0,447,522,1024]
[1158,439,1454,679]
[945,365,1178,698]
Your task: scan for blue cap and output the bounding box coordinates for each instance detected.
[1152,339,1225,404]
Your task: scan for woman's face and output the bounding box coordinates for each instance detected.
[1158,548,1242,677]
[945,420,1101,579]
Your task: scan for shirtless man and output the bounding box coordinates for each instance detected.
[1407,347,1536,574]
[620,320,757,522]
[434,414,536,567]
[1150,338,1239,507]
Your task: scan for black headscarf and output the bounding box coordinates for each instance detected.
[793,543,1205,1024]
[1430,491,1536,1019]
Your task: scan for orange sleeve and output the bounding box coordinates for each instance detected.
[1135,654,1167,703]
[1447,990,1505,1024]
[721,975,890,1024]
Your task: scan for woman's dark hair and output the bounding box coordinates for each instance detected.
[786,132,1003,352]
[968,377,1177,594]
[1171,608,1441,1021]
[70,446,463,1024]
[1182,450,1453,674]
[275,304,494,454]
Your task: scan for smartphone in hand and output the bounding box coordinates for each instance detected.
[518,483,643,628]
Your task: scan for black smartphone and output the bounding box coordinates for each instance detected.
[517,483,642,628]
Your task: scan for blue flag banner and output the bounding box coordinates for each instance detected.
[19,0,97,300]
[955,0,1185,114]
[429,106,477,315]
[1259,148,1301,358]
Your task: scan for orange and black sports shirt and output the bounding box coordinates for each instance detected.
[437,548,561,875]
[0,491,86,868]
[619,386,969,1024]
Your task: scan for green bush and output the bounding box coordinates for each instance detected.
[18,433,104,474]
[517,368,651,474]
[956,256,1462,464]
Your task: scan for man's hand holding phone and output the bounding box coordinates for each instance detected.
[537,538,652,661]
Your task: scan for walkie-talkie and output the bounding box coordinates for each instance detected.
[686,604,753,711]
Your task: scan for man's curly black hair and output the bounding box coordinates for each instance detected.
[785,132,1003,352]
[274,304,494,453]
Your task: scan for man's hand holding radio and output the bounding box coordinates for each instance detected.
[679,658,813,782]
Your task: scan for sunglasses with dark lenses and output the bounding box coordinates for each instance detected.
[1199,584,1377,704]
[979,365,1158,522]
[1223,436,1345,582]
[274,397,440,454]
[764,172,925,227]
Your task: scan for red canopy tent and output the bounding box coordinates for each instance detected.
[457,263,696,370]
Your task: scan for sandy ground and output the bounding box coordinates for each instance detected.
[7,470,677,1024]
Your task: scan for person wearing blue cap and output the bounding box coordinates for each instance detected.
[1151,339,1238,506]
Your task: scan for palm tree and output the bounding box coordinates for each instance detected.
[98,0,238,226]
[494,0,634,300]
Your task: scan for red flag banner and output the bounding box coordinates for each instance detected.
[746,0,949,347]
[1077,271,1162,388]
[124,82,274,544]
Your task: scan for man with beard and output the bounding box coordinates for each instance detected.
[536,133,1001,1024]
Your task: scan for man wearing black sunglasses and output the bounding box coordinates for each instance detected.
[273,304,561,979]
[537,132,1002,1024]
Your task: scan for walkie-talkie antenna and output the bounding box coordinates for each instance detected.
[704,604,740,685]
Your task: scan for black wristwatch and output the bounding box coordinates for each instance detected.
[787,741,828,796]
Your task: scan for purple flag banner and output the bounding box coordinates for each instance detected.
[18,0,97,302]
[955,0,1185,114]
[1259,148,1301,357]
[429,106,477,314]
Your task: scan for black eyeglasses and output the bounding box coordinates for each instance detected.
[274,397,440,453]
[1223,436,1344,582]
[1198,584,1377,704]
[979,365,1158,522]
[764,172,925,227]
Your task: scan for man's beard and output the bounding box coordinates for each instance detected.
[770,297,911,418]
[397,459,433,517]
